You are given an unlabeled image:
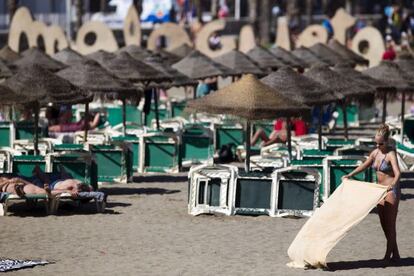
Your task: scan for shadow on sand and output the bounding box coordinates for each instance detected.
[327,257,414,271]
[100,187,181,196]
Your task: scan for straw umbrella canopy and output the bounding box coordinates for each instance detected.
[0,85,32,105]
[172,50,237,80]
[168,44,193,58]
[333,63,396,123]
[86,50,116,65]
[304,64,376,140]
[187,74,310,168]
[291,47,328,66]
[245,46,286,72]
[143,55,196,88]
[308,43,350,66]
[52,47,89,66]
[117,45,153,60]
[328,40,369,66]
[153,49,181,65]
[363,61,414,141]
[268,46,308,69]
[0,45,20,64]
[213,50,264,76]
[4,64,92,154]
[12,47,66,72]
[0,59,12,79]
[57,59,140,136]
[261,66,342,149]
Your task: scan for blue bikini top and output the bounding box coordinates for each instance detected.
[372,150,393,173]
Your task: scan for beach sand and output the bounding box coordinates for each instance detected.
[1,172,414,276]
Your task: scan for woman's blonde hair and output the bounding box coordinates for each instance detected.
[376,124,390,140]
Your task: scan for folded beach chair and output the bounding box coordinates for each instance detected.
[213,122,245,152]
[138,130,181,173]
[325,138,356,151]
[233,171,276,216]
[292,134,327,150]
[0,121,15,148]
[188,164,238,216]
[181,124,214,166]
[322,155,372,202]
[291,159,324,203]
[90,142,133,183]
[270,166,320,218]
[249,155,287,173]
[260,143,299,159]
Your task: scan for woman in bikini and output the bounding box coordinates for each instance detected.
[343,124,401,264]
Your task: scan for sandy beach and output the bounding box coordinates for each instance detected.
[1,171,413,276]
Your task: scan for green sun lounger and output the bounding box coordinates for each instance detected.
[181,124,214,165]
[139,131,181,173]
[271,167,320,217]
[90,142,133,183]
[0,122,14,148]
[322,156,373,201]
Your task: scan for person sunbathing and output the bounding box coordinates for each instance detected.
[32,166,92,196]
[0,176,49,197]
[48,106,100,133]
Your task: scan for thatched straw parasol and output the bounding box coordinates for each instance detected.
[117,45,153,60]
[328,40,369,66]
[291,47,328,66]
[172,49,237,88]
[12,47,66,72]
[4,64,92,154]
[333,63,396,123]
[308,43,349,66]
[261,66,342,149]
[168,44,193,58]
[0,59,12,79]
[86,50,116,65]
[304,64,376,140]
[143,55,196,88]
[52,47,88,66]
[363,61,414,141]
[213,50,264,76]
[0,45,20,64]
[57,59,140,137]
[187,74,309,167]
[268,46,308,69]
[0,85,31,105]
[153,49,181,65]
[56,59,136,93]
[143,54,195,130]
[245,46,286,71]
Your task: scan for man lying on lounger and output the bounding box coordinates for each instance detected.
[32,165,92,196]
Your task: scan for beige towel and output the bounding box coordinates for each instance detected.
[287,179,387,268]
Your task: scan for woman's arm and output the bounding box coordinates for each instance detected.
[342,150,376,179]
[388,151,401,190]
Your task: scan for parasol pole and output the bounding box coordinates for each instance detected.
[287,117,292,161]
[318,105,323,150]
[245,120,251,172]
[401,90,406,143]
[122,97,127,135]
[33,103,40,156]
[154,88,160,130]
[83,102,89,143]
[382,92,387,124]
[341,101,349,140]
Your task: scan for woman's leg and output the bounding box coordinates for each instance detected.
[383,191,400,261]
[22,184,48,195]
[377,201,389,259]
[251,128,269,146]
